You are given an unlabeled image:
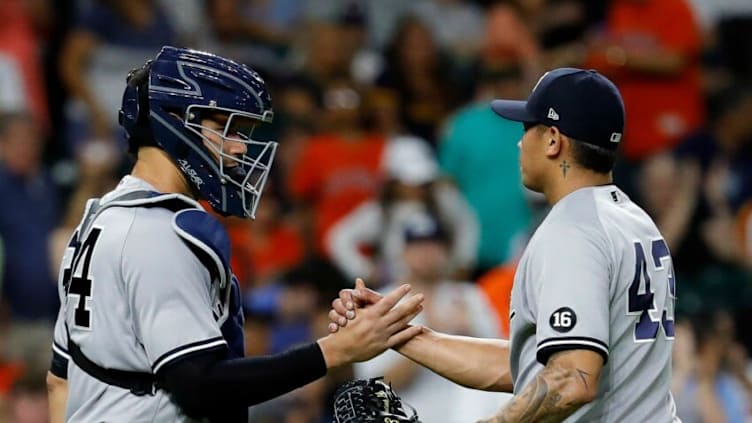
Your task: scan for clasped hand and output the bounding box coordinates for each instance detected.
[325,279,424,363]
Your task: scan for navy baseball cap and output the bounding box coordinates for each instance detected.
[403,213,447,244]
[491,68,625,150]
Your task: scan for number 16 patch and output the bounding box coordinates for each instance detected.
[550,307,577,333]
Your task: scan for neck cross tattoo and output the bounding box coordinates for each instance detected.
[560,160,571,178]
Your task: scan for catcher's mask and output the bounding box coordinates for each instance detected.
[119,46,276,219]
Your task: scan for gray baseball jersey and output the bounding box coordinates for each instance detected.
[52,176,230,422]
[509,185,680,422]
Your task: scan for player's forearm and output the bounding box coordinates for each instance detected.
[46,371,68,423]
[479,355,596,423]
[161,342,327,417]
[394,327,513,392]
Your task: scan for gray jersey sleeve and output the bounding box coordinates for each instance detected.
[122,211,225,374]
[52,297,70,359]
[51,230,80,377]
[534,223,611,365]
[51,297,71,377]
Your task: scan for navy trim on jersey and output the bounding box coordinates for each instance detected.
[153,337,227,373]
[536,336,609,365]
[172,209,231,290]
[52,341,70,360]
[50,342,70,379]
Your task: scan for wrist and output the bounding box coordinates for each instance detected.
[394,325,428,354]
[317,335,348,369]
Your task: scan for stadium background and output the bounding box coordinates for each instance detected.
[1,0,752,421]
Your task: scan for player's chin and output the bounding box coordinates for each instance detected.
[521,176,542,193]
[519,171,531,188]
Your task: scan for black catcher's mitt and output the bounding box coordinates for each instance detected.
[333,377,421,423]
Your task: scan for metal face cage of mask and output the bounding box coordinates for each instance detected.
[183,104,277,219]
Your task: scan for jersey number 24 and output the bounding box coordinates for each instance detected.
[62,228,102,329]
[628,239,676,342]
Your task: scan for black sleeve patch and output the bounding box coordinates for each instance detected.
[549,307,577,333]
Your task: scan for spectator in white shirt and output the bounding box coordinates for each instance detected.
[326,136,478,286]
[353,212,509,422]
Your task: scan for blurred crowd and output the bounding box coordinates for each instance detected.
[1,0,752,422]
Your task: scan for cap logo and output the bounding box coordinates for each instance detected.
[610,133,622,143]
[547,108,560,121]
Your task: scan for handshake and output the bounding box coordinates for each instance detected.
[316,279,424,369]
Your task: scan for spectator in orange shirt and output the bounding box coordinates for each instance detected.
[586,0,704,164]
[476,261,517,339]
[288,80,386,254]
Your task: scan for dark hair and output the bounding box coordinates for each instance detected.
[383,15,451,92]
[384,15,433,70]
[707,84,752,125]
[379,179,434,211]
[688,310,733,348]
[569,138,616,174]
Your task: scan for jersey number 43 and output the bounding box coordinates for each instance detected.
[62,228,102,329]
[628,239,676,342]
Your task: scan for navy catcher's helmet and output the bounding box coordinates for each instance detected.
[119,46,276,218]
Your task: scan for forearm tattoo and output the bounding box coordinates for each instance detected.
[479,358,593,423]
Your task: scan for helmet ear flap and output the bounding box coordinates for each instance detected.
[119,61,156,153]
